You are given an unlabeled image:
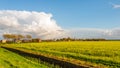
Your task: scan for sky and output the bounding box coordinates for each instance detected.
[0,0,120,39]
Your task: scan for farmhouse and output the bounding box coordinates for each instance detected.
[0,39,7,43]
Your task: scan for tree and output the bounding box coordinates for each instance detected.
[18,34,24,40]
[26,35,32,40]
[3,34,8,39]
[2,34,33,43]
[3,34,12,40]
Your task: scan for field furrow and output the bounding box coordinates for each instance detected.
[1,41,120,68]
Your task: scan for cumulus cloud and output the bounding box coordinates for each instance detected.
[112,4,120,8]
[0,10,64,39]
[0,10,120,40]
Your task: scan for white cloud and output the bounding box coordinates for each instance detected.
[0,10,64,39]
[0,10,120,40]
[112,4,120,8]
[66,28,120,39]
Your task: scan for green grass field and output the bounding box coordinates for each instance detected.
[0,48,49,68]
[1,41,120,68]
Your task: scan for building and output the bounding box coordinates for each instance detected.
[0,39,7,43]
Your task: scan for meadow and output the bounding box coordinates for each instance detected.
[2,41,120,68]
[0,47,49,68]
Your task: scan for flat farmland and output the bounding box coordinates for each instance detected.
[2,41,120,68]
[0,48,49,68]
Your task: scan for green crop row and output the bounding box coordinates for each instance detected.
[3,41,120,68]
[0,47,49,68]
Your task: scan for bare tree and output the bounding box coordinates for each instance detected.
[18,34,25,40]
[2,34,33,43]
[3,34,11,40]
[26,34,32,40]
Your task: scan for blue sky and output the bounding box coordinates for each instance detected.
[0,0,120,29]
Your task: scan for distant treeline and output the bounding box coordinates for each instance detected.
[107,39,120,41]
[42,38,120,42]
[42,37,106,42]
[1,34,120,43]
[1,34,41,43]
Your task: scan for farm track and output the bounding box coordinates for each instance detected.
[1,46,93,68]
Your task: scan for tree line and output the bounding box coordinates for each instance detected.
[2,34,41,43]
[1,34,106,43]
[3,34,32,40]
[57,37,106,41]
[42,37,106,42]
